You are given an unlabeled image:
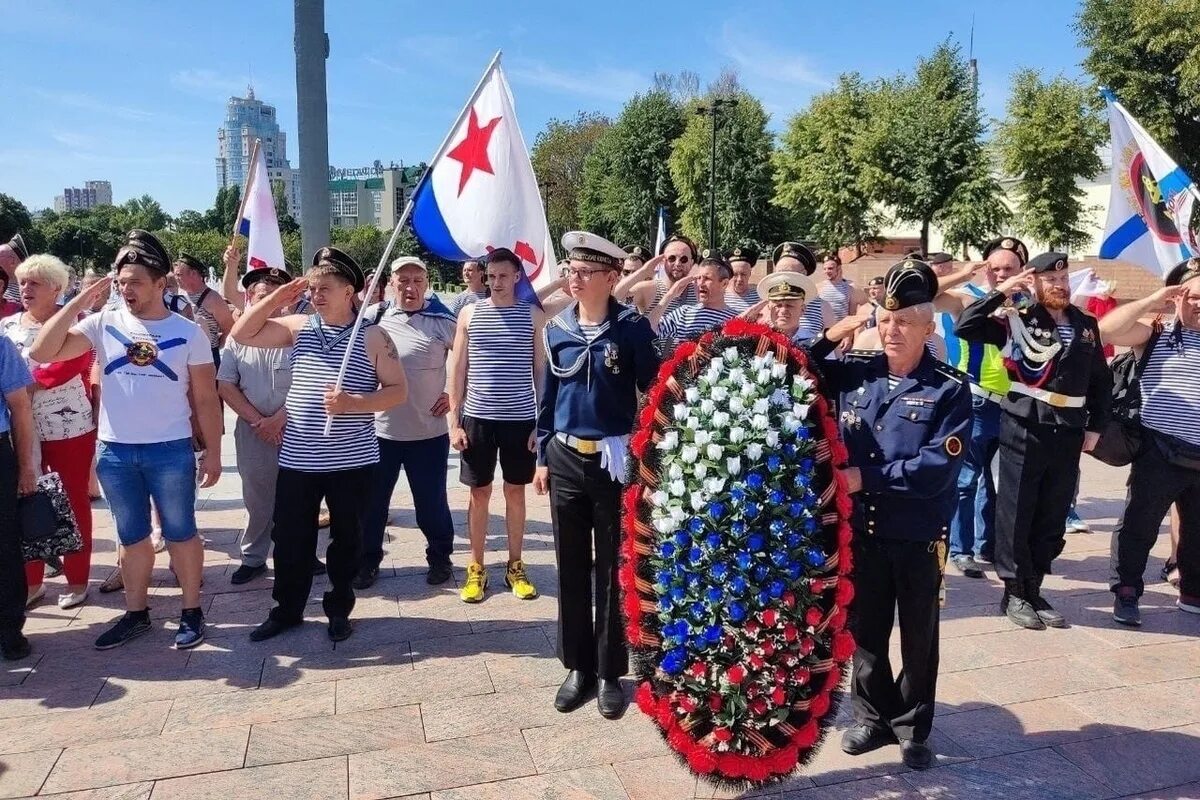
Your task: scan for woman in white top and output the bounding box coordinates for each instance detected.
[1,255,97,609]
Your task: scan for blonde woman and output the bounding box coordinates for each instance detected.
[1,255,96,609]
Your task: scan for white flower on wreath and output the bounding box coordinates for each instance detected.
[653,516,674,534]
[771,362,788,380]
[669,462,684,482]
[728,367,746,386]
[669,479,686,497]
[680,445,699,464]
[729,427,746,444]
[673,404,688,421]
[751,413,769,430]
[765,430,780,448]
[711,385,729,402]
[756,368,772,386]
[694,430,712,447]
[709,356,725,373]
[670,506,686,525]
[698,399,715,416]
[793,376,814,395]
[689,491,707,511]
[726,456,742,475]
[740,382,758,399]
[685,387,700,404]
[705,477,727,494]
[658,430,680,451]
[686,416,701,430]
[782,414,801,432]
[752,397,770,415]
[724,347,739,362]
[651,490,669,507]
[694,462,709,480]
[793,402,810,420]
[729,396,746,414]
[747,442,764,461]
[711,410,730,430]
[706,443,723,461]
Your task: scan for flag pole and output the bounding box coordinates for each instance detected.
[323,50,503,435]
[229,137,260,249]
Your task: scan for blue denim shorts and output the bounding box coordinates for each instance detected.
[97,438,198,546]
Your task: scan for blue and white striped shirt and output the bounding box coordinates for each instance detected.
[464,300,537,421]
[725,287,760,313]
[450,289,489,317]
[1140,322,1200,447]
[658,304,737,343]
[279,316,380,471]
[650,280,697,315]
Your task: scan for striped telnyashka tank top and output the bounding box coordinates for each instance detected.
[818,280,851,324]
[278,315,380,471]
[464,300,537,421]
[650,280,697,315]
[725,287,760,313]
[1140,322,1200,447]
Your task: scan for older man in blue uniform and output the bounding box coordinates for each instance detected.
[534,231,659,719]
[810,259,972,770]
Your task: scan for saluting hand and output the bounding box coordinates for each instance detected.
[1145,284,1186,314]
[995,268,1035,298]
[738,298,769,321]
[273,278,310,310]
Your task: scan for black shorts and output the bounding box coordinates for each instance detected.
[459,416,536,487]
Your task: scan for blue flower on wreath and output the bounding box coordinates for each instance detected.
[769,489,785,505]
[769,519,787,536]
[767,455,782,472]
[688,546,705,565]
[736,551,753,571]
[706,587,722,604]
[729,602,747,623]
[797,427,810,440]
[801,458,814,472]
[788,501,804,517]
[786,532,803,549]
[748,533,766,552]
[757,590,771,606]
[745,502,761,519]
[788,562,803,580]
[770,549,790,568]
[753,564,770,582]
[769,579,786,599]
[730,487,746,504]
[747,473,765,490]
[705,532,722,551]
[805,517,818,534]
[730,576,748,596]
[688,518,705,535]
[659,542,676,559]
[804,548,825,567]
[711,562,729,582]
[690,602,707,620]
[670,586,687,604]
[731,521,746,536]
[708,501,726,520]
[662,648,688,675]
[675,531,691,547]
[794,474,810,490]
[704,624,722,644]
[656,570,673,587]
[783,443,797,458]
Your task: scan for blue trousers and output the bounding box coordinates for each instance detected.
[949,396,1000,560]
[360,434,455,570]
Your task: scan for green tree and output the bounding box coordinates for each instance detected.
[121,195,170,232]
[773,74,876,252]
[172,210,210,233]
[531,111,612,244]
[205,185,242,233]
[669,91,783,250]
[0,193,34,243]
[856,43,984,255]
[330,225,389,274]
[994,70,1106,249]
[157,230,229,275]
[1078,0,1200,180]
[933,146,1012,257]
[578,90,685,246]
[271,179,301,235]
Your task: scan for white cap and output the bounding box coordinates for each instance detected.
[389,255,428,272]
[757,271,817,302]
[561,231,626,266]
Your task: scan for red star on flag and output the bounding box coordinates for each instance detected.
[447,107,501,196]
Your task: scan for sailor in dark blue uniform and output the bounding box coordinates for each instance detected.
[809,258,972,770]
[534,231,659,719]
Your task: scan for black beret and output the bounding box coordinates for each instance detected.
[484,247,525,271]
[982,236,1029,266]
[1166,257,1200,287]
[310,246,365,292]
[927,252,953,266]
[1029,252,1068,274]
[7,233,29,262]
[727,244,759,265]
[241,265,293,290]
[867,275,885,287]
[904,251,925,261]
[623,244,652,262]
[881,259,937,311]
[658,234,698,259]
[771,241,817,275]
[114,229,171,274]
[174,252,208,277]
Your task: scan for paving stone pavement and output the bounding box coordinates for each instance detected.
[1,415,1198,799]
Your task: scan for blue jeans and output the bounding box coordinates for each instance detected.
[360,434,455,569]
[949,397,1000,559]
[97,439,197,546]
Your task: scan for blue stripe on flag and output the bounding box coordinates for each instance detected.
[238,217,250,237]
[1158,167,1194,199]
[412,181,470,262]
[1099,214,1148,259]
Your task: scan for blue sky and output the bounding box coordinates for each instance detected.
[1,0,1091,215]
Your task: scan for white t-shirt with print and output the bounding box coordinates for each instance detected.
[73,308,212,444]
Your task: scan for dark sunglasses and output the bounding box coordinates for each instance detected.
[665,255,692,265]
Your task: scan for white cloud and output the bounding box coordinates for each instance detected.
[32,90,160,123]
[506,60,649,104]
[49,129,95,151]
[170,69,252,98]
[715,22,832,91]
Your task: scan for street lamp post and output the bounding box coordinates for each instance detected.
[694,97,738,251]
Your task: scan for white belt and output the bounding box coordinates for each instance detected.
[1008,382,1085,408]
[556,432,600,454]
[969,383,1005,404]
[556,433,629,483]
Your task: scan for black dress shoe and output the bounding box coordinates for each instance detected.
[597,678,626,719]
[426,563,453,585]
[249,617,299,642]
[1004,596,1046,630]
[352,566,379,591]
[312,559,327,576]
[230,564,267,585]
[0,631,31,661]
[840,724,898,755]
[900,739,933,770]
[952,554,985,579]
[328,616,353,642]
[554,670,596,712]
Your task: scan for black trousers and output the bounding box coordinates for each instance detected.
[1110,439,1200,598]
[547,437,627,679]
[0,436,26,635]
[269,465,372,623]
[994,413,1084,582]
[850,535,942,743]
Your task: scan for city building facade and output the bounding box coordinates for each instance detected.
[53,180,113,212]
[329,163,424,230]
[215,87,300,217]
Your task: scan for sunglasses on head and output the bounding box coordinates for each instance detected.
[666,254,692,265]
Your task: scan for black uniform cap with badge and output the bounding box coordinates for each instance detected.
[981,236,1030,267]
[771,241,817,275]
[623,244,652,265]
[697,248,732,280]
[6,233,29,263]
[309,246,365,292]
[1028,251,1069,274]
[173,252,209,278]
[867,276,885,288]
[1166,257,1200,288]
[726,244,760,268]
[563,231,627,272]
[241,261,293,290]
[880,258,937,311]
[113,229,171,275]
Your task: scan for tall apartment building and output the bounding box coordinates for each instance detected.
[53,180,113,212]
[215,87,301,217]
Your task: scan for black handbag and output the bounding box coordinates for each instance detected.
[19,473,84,564]
[1089,324,1162,467]
[1151,429,1200,472]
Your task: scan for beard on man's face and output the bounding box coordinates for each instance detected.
[1042,287,1070,310]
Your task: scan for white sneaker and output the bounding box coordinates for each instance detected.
[25,584,45,608]
[58,590,90,610]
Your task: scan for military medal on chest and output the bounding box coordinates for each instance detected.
[603,342,620,374]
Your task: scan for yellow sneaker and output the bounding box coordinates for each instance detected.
[505,559,538,600]
[460,563,488,603]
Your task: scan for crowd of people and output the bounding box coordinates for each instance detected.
[0,227,1195,768]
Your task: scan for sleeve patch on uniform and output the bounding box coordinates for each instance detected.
[945,435,963,457]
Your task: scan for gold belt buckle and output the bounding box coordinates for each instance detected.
[1047,392,1068,408]
[574,437,600,455]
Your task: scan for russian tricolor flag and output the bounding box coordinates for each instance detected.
[237,143,286,271]
[411,56,552,307]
